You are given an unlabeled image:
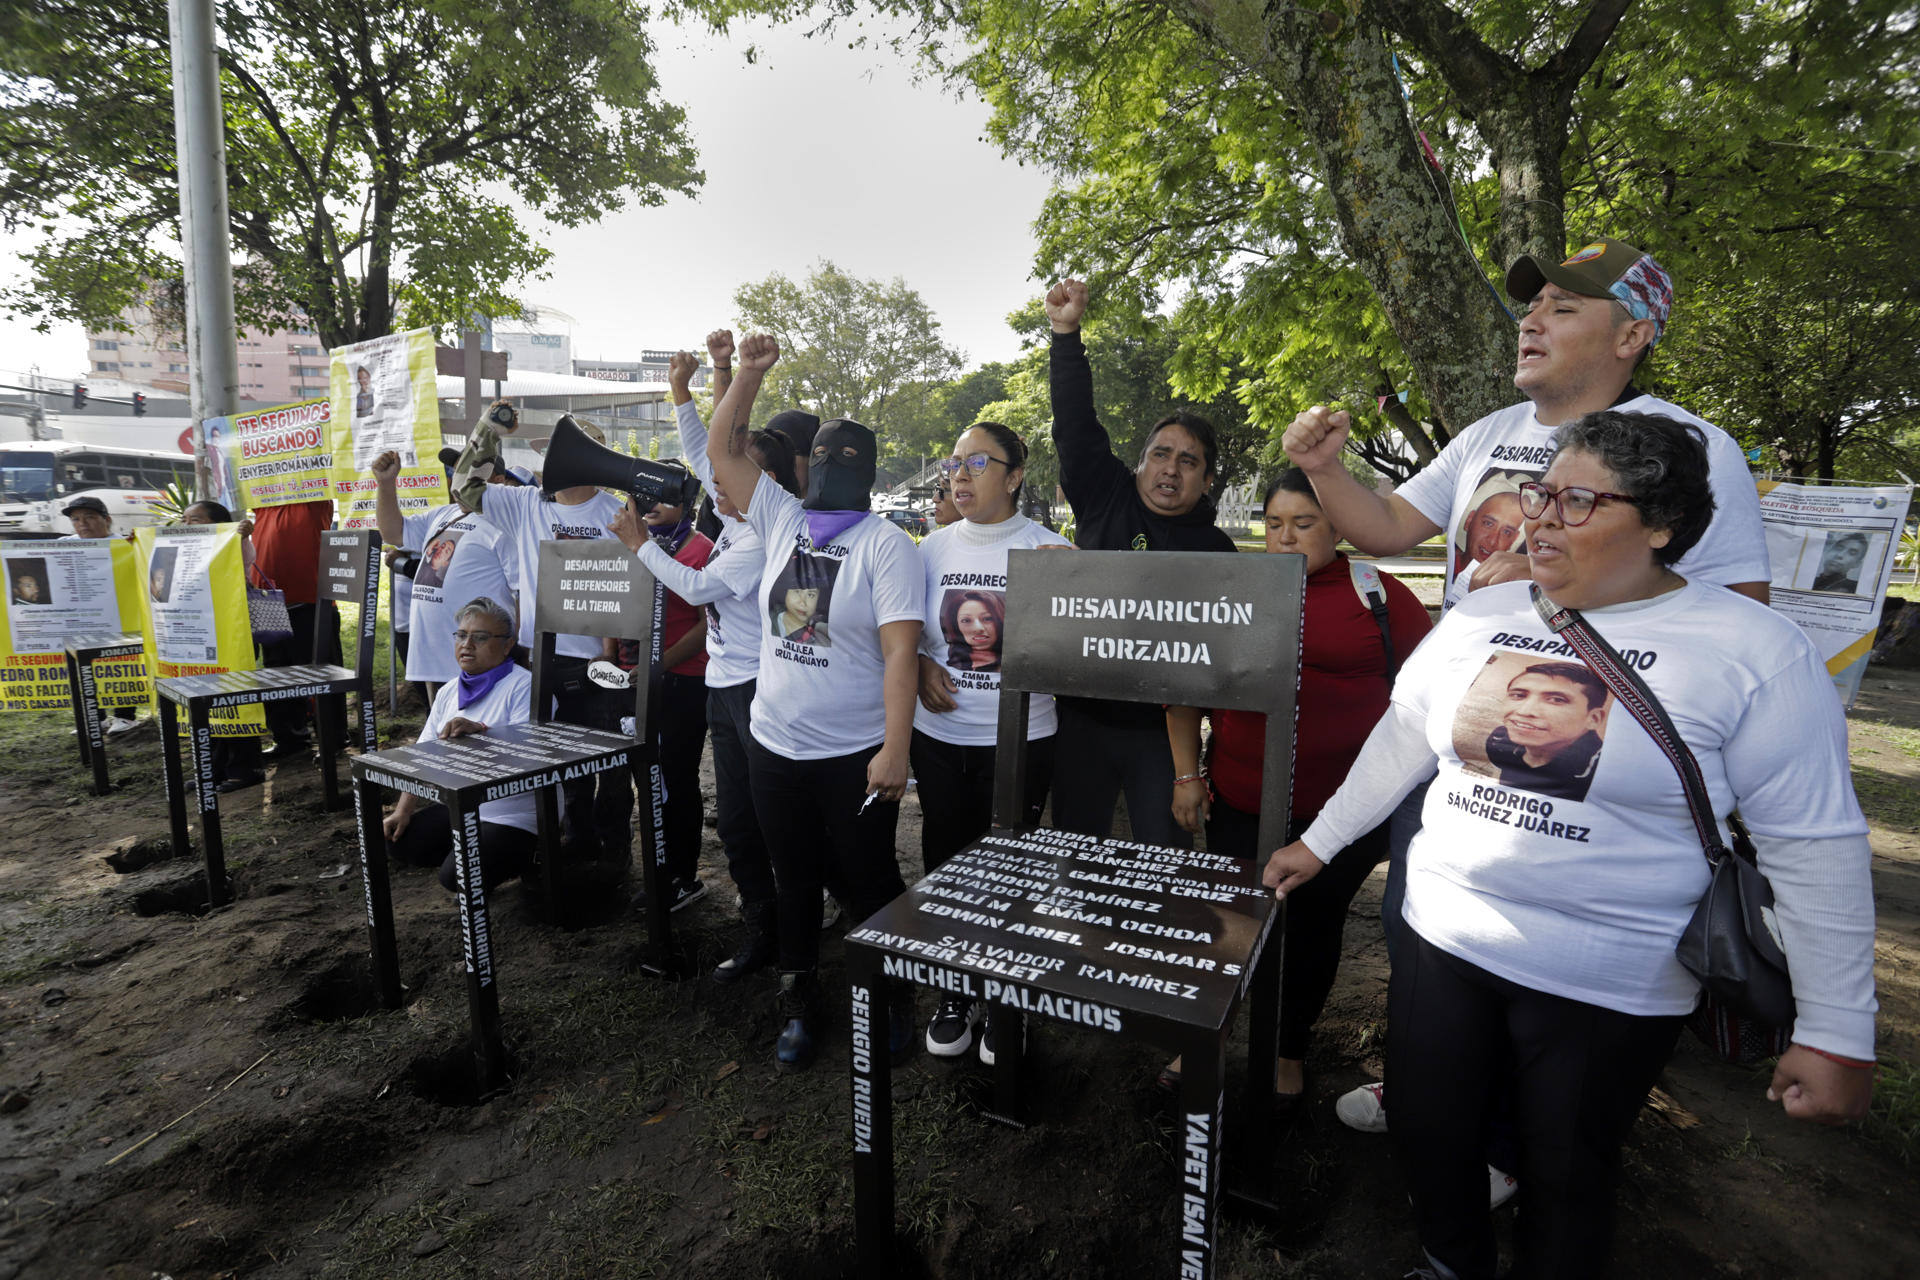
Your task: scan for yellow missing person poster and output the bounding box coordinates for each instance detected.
[0,537,152,712]
[132,524,264,736]
[199,398,337,511]
[328,327,447,529]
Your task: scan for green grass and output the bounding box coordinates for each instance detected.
[1887,581,1920,605]
[1864,1055,1920,1168]
[318,1192,504,1280]
[1852,720,1920,761]
[1852,765,1920,832]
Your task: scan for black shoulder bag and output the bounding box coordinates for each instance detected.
[1530,585,1794,1064]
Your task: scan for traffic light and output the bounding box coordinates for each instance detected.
[72,382,87,409]
[132,392,147,417]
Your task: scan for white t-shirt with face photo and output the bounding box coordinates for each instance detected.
[397,503,513,683]
[741,474,922,760]
[478,484,627,658]
[1395,396,1771,610]
[1388,579,1864,1018]
[913,515,1071,746]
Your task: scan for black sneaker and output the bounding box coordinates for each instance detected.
[924,996,979,1057]
[978,1011,1023,1067]
[631,876,708,915]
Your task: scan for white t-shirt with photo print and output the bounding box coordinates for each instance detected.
[1395,396,1770,609]
[478,484,627,657]
[1330,579,1865,1023]
[398,503,514,683]
[741,473,922,760]
[913,515,1071,747]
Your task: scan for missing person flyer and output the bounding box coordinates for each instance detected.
[0,538,152,712]
[327,328,447,528]
[132,524,264,736]
[1758,477,1914,705]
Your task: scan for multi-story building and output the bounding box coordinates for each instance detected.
[491,305,575,376]
[85,303,331,403]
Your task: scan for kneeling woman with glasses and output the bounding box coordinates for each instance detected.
[383,597,541,895]
[913,424,1071,1062]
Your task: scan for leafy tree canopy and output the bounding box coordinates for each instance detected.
[0,0,703,348]
[732,259,963,454]
[709,0,1917,479]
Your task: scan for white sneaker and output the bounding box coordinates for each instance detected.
[105,715,142,736]
[1488,1164,1518,1210]
[820,891,842,930]
[1336,1081,1388,1133]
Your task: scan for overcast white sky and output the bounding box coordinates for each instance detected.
[0,15,1059,383]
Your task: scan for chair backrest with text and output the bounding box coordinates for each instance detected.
[530,539,661,744]
[996,548,1305,859]
[315,527,383,752]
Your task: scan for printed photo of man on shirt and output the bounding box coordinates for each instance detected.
[1453,653,1612,803]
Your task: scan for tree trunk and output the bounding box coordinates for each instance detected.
[1181,4,1515,435]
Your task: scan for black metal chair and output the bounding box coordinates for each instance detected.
[156,528,381,909]
[64,632,146,795]
[349,538,668,1093]
[845,548,1305,1279]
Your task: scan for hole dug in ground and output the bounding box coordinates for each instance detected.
[131,873,234,918]
[287,956,395,1023]
[104,836,177,875]
[401,1039,516,1108]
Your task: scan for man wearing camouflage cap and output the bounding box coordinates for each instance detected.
[1284,237,1769,610]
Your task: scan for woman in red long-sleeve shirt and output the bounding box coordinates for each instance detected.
[1167,468,1431,1099]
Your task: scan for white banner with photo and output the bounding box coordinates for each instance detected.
[1757,477,1914,706]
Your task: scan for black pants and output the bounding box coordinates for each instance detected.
[1206,798,1389,1060]
[709,681,774,907]
[1388,932,1684,1280]
[746,737,906,973]
[1382,773,1434,973]
[210,733,261,780]
[909,730,1054,874]
[550,655,625,859]
[260,601,347,746]
[600,671,708,882]
[1049,702,1191,848]
[387,802,538,894]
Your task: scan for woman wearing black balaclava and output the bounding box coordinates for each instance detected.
[706,333,923,1073]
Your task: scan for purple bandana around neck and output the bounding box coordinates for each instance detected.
[650,516,693,554]
[804,509,867,547]
[456,657,515,710]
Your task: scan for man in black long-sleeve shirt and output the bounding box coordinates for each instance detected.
[1046,278,1238,846]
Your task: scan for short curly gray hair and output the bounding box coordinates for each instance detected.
[454,596,514,637]
[1549,411,1715,566]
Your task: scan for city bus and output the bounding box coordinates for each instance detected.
[0,441,194,539]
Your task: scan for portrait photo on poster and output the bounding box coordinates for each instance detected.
[148,546,179,604]
[1452,652,1613,803]
[767,551,840,647]
[1810,529,1873,595]
[940,587,1005,673]
[7,556,51,606]
[353,362,375,419]
[1453,468,1533,578]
